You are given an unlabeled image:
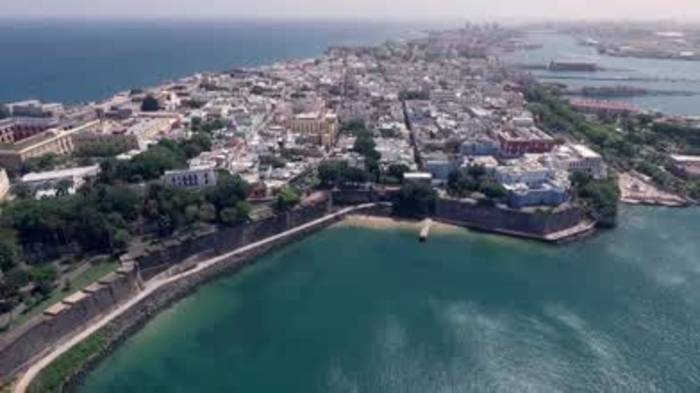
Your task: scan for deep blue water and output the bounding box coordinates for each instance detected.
[0,19,430,104]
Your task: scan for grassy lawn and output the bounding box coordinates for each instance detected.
[7,260,119,331]
[27,329,109,393]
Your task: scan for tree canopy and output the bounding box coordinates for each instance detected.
[141,95,160,112]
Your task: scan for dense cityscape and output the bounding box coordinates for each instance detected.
[1,19,700,393]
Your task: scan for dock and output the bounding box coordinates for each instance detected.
[419,219,433,242]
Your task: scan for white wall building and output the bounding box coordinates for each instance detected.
[162,165,218,189]
[552,144,606,179]
[20,165,100,197]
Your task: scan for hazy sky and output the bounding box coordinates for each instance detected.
[4,0,700,22]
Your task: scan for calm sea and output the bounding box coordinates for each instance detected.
[504,31,700,116]
[0,19,430,104]
[80,206,700,392]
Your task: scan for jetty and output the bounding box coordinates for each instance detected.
[419,219,433,242]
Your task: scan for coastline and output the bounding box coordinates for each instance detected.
[15,204,379,393]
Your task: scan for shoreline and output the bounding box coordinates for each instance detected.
[13,204,596,392]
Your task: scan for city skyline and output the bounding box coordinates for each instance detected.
[4,0,700,22]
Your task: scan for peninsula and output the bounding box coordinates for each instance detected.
[0,21,699,392]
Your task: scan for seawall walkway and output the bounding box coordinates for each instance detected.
[14,203,382,393]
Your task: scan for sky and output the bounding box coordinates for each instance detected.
[3,0,700,22]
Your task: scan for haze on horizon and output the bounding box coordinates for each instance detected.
[3,0,700,22]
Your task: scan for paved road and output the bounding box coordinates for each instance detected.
[14,203,379,393]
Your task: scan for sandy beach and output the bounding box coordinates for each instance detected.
[337,214,464,235]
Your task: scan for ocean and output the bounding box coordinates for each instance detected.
[0,19,430,104]
[79,206,700,392]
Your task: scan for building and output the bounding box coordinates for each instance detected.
[0,168,9,201]
[6,100,64,118]
[460,136,500,156]
[669,154,700,179]
[505,182,569,208]
[0,117,59,144]
[403,172,432,185]
[423,152,456,181]
[290,112,338,148]
[496,154,570,208]
[569,98,642,117]
[73,116,178,154]
[162,165,218,189]
[20,165,100,197]
[494,126,557,157]
[0,121,99,170]
[552,144,606,179]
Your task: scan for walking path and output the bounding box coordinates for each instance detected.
[13,203,378,393]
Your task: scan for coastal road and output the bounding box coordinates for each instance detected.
[13,203,382,393]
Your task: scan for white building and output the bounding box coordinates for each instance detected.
[162,165,218,189]
[552,144,606,179]
[20,165,100,197]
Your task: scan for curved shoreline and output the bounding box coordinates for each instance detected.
[14,204,381,393]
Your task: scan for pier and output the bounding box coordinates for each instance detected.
[419,219,433,242]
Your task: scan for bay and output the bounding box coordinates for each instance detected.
[79,206,700,392]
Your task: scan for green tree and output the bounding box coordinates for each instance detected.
[198,203,217,223]
[386,164,410,183]
[275,186,301,212]
[318,162,344,188]
[30,265,58,297]
[393,182,437,218]
[141,95,160,112]
[0,229,19,272]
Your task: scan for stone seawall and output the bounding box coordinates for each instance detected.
[63,213,345,393]
[0,194,332,383]
[0,267,139,380]
[435,198,589,240]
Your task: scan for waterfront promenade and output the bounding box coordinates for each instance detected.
[13,203,383,393]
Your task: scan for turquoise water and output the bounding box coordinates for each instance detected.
[79,206,700,392]
[505,32,700,116]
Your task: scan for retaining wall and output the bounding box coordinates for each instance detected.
[435,198,587,238]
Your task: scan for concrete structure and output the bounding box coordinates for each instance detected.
[74,116,178,155]
[6,100,64,118]
[553,143,606,179]
[162,165,218,189]
[504,182,569,208]
[0,118,59,144]
[0,121,99,170]
[20,165,100,196]
[403,172,433,185]
[669,154,700,179]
